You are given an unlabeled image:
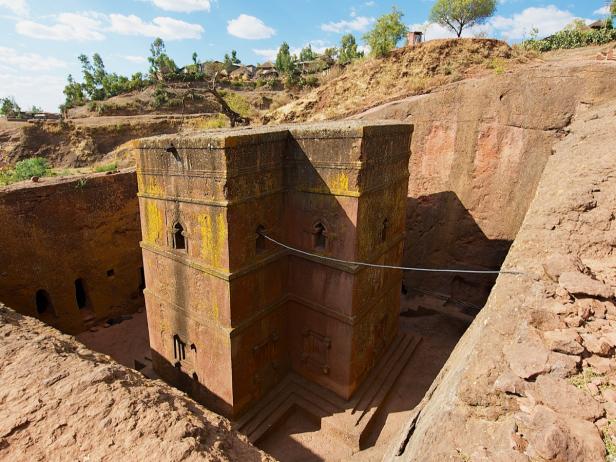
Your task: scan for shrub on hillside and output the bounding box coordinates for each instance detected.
[0,157,52,185]
[220,91,253,119]
[93,162,118,173]
[522,29,616,52]
[364,7,408,57]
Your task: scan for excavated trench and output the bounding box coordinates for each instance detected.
[2,54,616,460]
[0,111,566,461]
[0,128,541,461]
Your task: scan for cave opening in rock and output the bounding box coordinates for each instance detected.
[74,278,90,310]
[35,289,53,315]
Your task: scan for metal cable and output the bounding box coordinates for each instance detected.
[260,233,524,275]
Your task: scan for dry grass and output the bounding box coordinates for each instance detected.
[183,114,229,130]
[266,38,517,123]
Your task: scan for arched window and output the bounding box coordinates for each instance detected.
[173,222,186,250]
[313,222,327,250]
[35,289,53,315]
[256,225,266,254]
[74,278,90,310]
[381,218,389,242]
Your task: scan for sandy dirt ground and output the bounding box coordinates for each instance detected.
[76,309,151,371]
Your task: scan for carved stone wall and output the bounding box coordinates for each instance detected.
[0,171,143,334]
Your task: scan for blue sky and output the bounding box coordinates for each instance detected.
[0,0,611,110]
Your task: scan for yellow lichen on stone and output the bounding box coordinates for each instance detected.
[198,212,227,269]
[143,176,164,197]
[331,171,350,192]
[145,201,163,244]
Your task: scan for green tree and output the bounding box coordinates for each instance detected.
[92,53,106,87]
[275,42,296,74]
[299,44,317,61]
[148,37,177,78]
[30,105,43,113]
[363,7,409,57]
[429,0,497,38]
[323,47,338,62]
[339,34,363,64]
[192,52,199,65]
[62,74,85,109]
[0,96,20,116]
[612,0,616,17]
[78,54,98,99]
[224,50,241,67]
[129,72,147,91]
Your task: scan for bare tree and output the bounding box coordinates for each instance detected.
[206,73,250,127]
[179,73,250,128]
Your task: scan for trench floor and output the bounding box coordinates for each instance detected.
[76,309,152,372]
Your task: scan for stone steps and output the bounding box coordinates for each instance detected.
[350,333,421,429]
[234,331,422,449]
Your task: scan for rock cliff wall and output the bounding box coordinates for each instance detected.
[0,171,143,334]
[388,97,616,462]
[357,57,616,307]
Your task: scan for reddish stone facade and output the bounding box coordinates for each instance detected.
[136,121,412,417]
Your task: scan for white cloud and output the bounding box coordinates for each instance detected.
[0,47,66,71]
[227,14,275,40]
[365,1,376,6]
[122,55,147,64]
[0,0,28,16]
[16,12,106,41]
[16,11,204,41]
[149,0,211,13]
[358,44,371,55]
[109,14,203,40]
[490,5,588,41]
[321,15,374,33]
[0,73,65,111]
[253,48,278,62]
[594,6,610,16]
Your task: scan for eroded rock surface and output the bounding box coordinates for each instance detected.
[357,50,616,308]
[0,305,272,462]
[388,100,616,461]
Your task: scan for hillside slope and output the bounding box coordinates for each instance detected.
[266,39,515,123]
[67,83,290,120]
